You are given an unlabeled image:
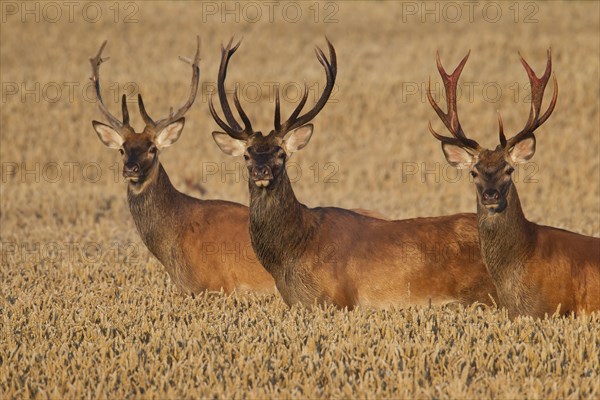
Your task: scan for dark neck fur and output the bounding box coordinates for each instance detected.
[477,184,535,283]
[127,163,184,261]
[248,170,315,279]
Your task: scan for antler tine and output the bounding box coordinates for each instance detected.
[208,37,251,139]
[219,38,249,132]
[154,35,202,130]
[233,84,253,133]
[274,85,281,132]
[276,82,309,134]
[275,38,337,137]
[498,111,507,147]
[137,94,156,126]
[121,94,129,126]
[427,121,474,148]
[209,91,240,136]
[430,51,470,138]
[426,51,480,150]
[90,40,125,129]
[505,49,558,148]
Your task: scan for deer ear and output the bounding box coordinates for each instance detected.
[212,132,246,156]
[284,124,313,154]
[92,121,124,149]
[509,136,536,164]
[156,118,185,149]
[441,143,475,169]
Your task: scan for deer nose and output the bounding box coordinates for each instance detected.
[123,162,141,177]
[251,165,271,180]
[482,189,501,203]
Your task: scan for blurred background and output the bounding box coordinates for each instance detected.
[1,1,598,256]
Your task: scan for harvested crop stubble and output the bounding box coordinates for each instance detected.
[2,262,599,398]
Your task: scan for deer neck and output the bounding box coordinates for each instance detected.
[477,184,535,284]
[248,170,314,279]
[127,163,181,259]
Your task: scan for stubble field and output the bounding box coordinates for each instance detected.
[1,1,599,398]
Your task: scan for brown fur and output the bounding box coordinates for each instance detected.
[474,150,600,318]
[94,119,278,295]
[89,37,279,296]
[127,161,276,295]
[102,127,387,296]
[244,134,497,309]
[209,40,495,309]
[427,48,599,318]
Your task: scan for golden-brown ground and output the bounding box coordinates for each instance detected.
[1,1,599,398]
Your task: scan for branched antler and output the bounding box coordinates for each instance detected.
[499,49,558,149]
[209,37,337,140]
[273,38,337,137]
[138,35,201,131]
[90,40,127,130]
[208,37,252,140]
[91,37,201,132]
[426,51,480,151]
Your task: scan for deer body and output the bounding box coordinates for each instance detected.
[125,163,275,294]
[210,38,497,309]
[427,49,600,318]
[90,38,275,295]
[249,177,494,308]
[477,185,600,317]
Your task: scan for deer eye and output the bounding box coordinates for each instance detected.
[118,149,125,156]
[243,155,249,161]
[470,171,478,178]
[506,167,515,175]
[278,152,286,160]
[148,146,157,154]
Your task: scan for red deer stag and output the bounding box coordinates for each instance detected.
[90,38,276,295]
[427,49,600,318]
[209,38,497,309]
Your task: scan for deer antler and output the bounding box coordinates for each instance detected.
[273,38,337,137]
[137,35,201,131]
[208,37,252,140]
[90,40,129,130]
[499,49,558,148]
[426,51,481,151]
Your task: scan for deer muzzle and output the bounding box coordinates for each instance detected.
[123,162,142,181]
[481,188,507,213]
[251,165,272,188]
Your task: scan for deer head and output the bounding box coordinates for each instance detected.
[427,50,558,214]
[90,38,200,188]
[210,38,337,189]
